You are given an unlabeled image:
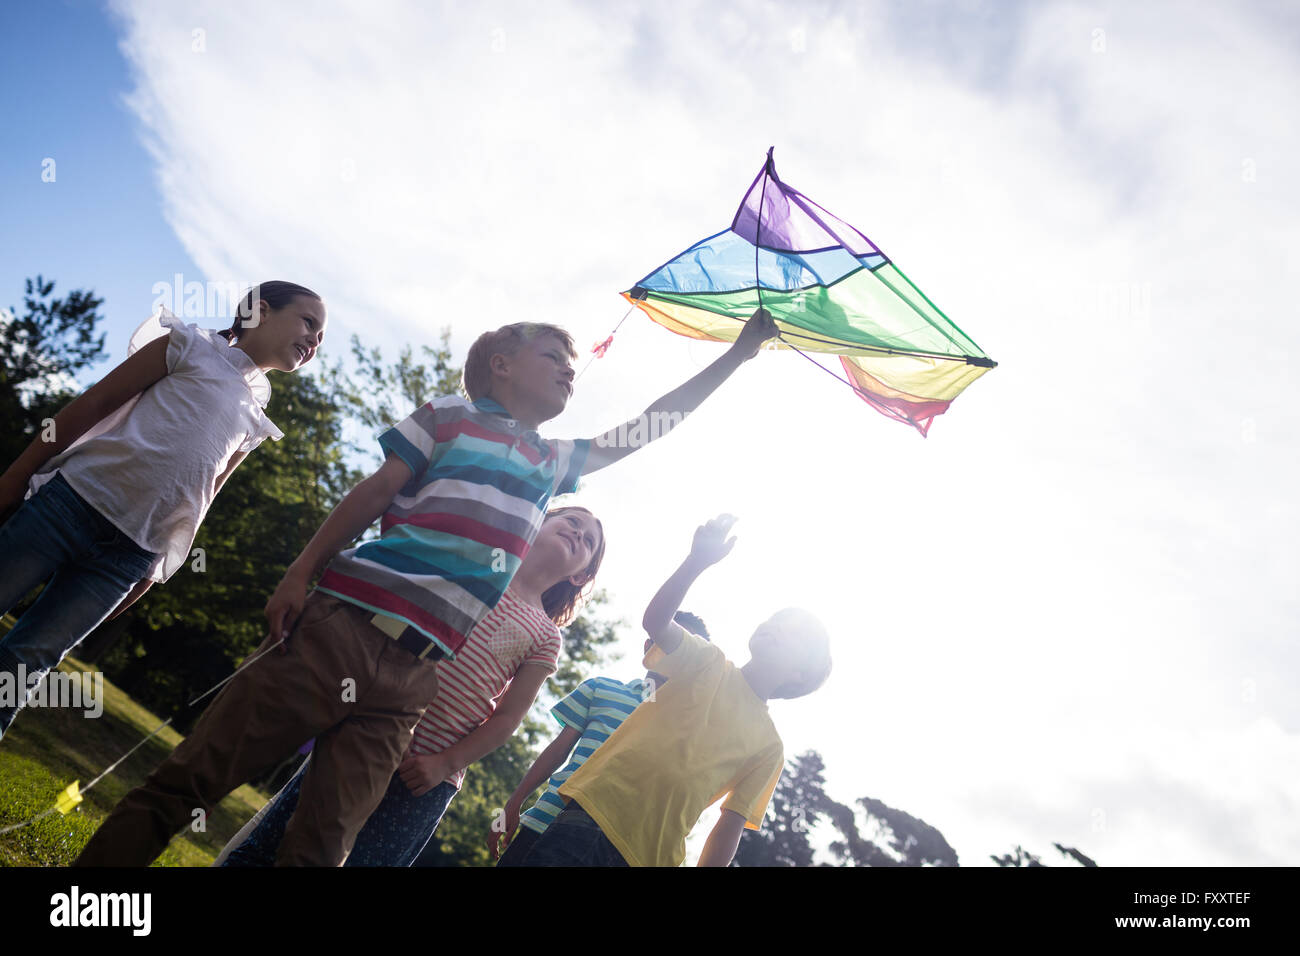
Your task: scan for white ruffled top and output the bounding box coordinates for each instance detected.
[29,309,283,581]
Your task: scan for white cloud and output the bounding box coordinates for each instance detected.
[110,0,1300,865]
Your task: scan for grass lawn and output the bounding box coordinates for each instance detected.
[0,649,272,867]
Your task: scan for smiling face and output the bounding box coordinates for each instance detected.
[526,508,603,588]
[238,294,327,372]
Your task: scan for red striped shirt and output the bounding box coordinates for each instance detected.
[409,589,561,788]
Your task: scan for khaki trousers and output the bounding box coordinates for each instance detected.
[74,592,440,867]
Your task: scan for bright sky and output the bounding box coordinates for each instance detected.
[2,0,1296,866]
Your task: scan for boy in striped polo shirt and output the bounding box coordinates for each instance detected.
[490,611,709,866]
[77,311,778,867]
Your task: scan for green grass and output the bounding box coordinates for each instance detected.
[0,653,272,867]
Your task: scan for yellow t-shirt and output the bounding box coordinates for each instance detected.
[558,623,784,866]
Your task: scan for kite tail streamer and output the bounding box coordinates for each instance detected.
[574,301,638,383]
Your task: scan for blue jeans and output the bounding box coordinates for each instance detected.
[0,473,157,737]
[495,821,544,866]
[222,757,457,867]
[522,801,629,867]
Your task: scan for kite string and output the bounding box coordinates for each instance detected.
[573,302,638,384]
[0,634,286,837]
[777,333,880,401]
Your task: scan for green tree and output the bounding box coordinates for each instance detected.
[830,796,960,867]
[0,275,106,467]
[991,843,1098,867]
[734,750,828,867]
[322,331,459,451]
[735,749,960,867]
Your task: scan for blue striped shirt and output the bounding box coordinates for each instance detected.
[520,676,649,834]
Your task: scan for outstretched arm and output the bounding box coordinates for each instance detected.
[698,809,747,867]
[642,514,738,654]
[489,723,582,860]
[582,309,777,474]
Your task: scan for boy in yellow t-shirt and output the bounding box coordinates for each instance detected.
[526,514,832,867]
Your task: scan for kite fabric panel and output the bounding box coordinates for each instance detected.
[623,149,995,435]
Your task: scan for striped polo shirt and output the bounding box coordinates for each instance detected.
[519,676,650,835]
[317,395,589,657]
[410,588,562,788]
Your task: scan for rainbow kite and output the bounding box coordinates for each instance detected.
[622,149,996,435]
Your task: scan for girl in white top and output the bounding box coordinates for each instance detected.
[0,281,326,739]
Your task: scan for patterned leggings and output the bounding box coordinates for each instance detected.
[221,757,457,867]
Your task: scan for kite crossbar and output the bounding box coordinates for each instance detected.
[624,289,996,368]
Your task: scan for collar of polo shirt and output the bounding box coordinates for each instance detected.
[472,397,541,438]
[472,397,511,417]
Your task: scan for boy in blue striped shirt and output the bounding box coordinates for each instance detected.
[489,611,709,866]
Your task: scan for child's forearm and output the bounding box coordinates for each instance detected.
[635,308,775,425]
[645,344,748,420]
[440,663,551,780]
[507,733,575,809]
[642,557,707,640]
[585,348,750,474]
[441,711,527,778]
[284,462,407,581]
[1,334,170,493]
[2,389,113,488]
[285,492,384,581]
[698,809,746,867]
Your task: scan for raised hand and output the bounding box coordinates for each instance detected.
[689,514,739,568]
[731,307,779,359]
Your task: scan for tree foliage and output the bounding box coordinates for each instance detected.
[733,750,829,867]
[736,749,960,867]
[322,331,459,446]
[0,276,106,466]
[992,843,1098,867]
